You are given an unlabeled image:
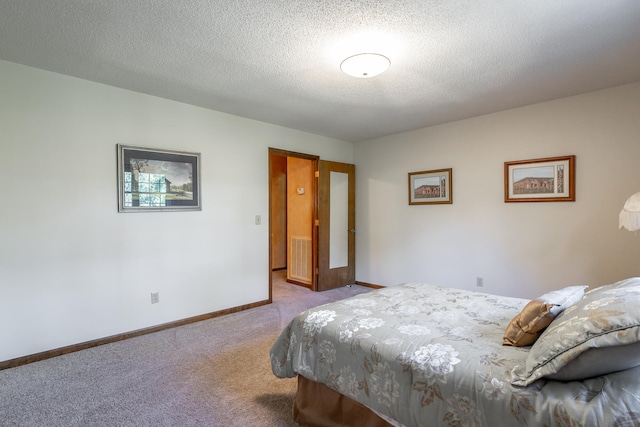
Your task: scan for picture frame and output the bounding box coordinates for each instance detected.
[408,168,452,205]
[504,155,575,203]
[117,144,201,212]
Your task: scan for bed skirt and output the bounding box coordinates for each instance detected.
[293,376,396,427]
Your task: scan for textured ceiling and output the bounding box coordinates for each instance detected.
[1,1,640,142]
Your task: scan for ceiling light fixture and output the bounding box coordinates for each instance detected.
[340,53,390,78]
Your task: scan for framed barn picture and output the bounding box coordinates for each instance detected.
[408,168,452,205]
[504,155,575,203]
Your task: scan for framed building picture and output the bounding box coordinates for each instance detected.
[504,155,575,202]
[117,144,201,212]
[408,168,452,205]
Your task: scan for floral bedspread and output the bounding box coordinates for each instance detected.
[270,283,640,427]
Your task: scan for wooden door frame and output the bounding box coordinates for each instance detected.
[268,148,319,301]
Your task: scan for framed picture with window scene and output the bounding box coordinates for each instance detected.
[117,145,201,212]
[408,168,452,205]
[504,155,575,202]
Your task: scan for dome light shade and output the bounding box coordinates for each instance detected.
[620,192,640,231]
[340,53,390,78]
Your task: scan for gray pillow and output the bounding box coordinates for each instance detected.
[546,341,640,381]
[511,277,640,386]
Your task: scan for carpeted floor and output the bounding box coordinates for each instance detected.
[0,271,371,426]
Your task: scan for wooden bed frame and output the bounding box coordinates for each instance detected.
[294,376,395,427]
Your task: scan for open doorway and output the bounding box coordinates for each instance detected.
[269,148,319,300]
[268,148,357,301]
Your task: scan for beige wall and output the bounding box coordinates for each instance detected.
[354,82,640,298]
[0,59,353,362]
[3,54,638,362]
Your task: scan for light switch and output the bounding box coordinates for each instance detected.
[255,215,261,225]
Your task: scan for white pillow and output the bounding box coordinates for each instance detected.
[541,285,589,316]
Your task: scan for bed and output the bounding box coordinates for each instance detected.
[270,278,640,426]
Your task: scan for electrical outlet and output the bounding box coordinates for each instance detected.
[151,292,160,304]
[476,277,484,287]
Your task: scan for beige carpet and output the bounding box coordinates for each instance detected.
[0,271,371,426]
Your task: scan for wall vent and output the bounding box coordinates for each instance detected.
[290,236,312,283]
